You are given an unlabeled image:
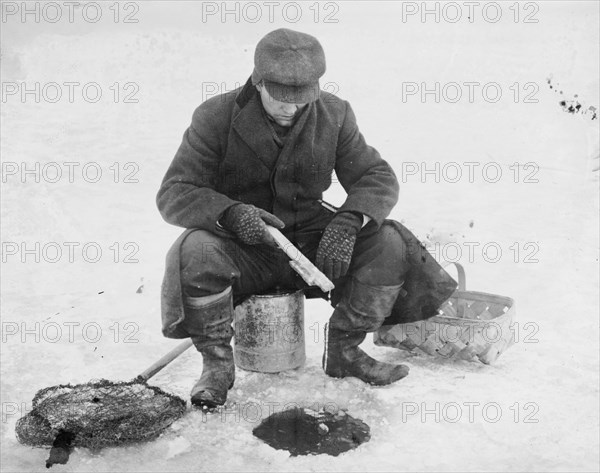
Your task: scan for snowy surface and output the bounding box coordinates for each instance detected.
[1,1,599,472]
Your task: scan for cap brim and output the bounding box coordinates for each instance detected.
[263,80,320,104]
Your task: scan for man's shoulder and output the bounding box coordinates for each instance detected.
[191,87,242,127]
[316,90,353,127]
[318,90,347,110]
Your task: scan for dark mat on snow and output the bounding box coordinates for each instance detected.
[252,407,370,456]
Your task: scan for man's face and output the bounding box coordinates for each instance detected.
[256,83,308,127]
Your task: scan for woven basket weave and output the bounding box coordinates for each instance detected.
[374,262,516,364]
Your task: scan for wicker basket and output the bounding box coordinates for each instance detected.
[374,262,516,364]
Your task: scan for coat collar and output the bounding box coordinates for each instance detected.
[232,77,314,169]
[232,79,280,167]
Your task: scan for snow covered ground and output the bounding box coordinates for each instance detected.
[1,1,598,471]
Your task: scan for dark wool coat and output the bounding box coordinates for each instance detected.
[157,78,398,235]
[157,78,457,337]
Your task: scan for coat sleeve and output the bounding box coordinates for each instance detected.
[156,102,239,232]
[334,101,399,228]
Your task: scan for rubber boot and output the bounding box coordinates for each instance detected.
[190,345,235,410]
[180,287,235,411]
[323,279,409,385]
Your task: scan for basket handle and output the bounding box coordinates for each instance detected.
[441,261,466,291]
[441,261,467,317]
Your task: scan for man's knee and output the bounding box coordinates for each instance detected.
[180,230,240,294]
[350,221,408,286]
[379,221,405,247]
[181,230,228,264]
[358,221,406,259]
[181,230,251,270]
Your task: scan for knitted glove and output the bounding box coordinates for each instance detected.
[316,212,363,281]
[220,204,284,246]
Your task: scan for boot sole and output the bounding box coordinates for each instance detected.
[191,380,235,411]
[324,366,409,386]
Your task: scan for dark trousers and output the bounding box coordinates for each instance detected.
[179,221,409,306]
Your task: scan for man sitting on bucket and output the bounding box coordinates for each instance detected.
[157,28,456,410]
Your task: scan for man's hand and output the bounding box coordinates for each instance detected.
[220,204,284,246]
[316,212,363,281]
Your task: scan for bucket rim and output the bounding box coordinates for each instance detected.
[251,288,304,298]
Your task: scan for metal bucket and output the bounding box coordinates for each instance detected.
[233,289,305,373]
